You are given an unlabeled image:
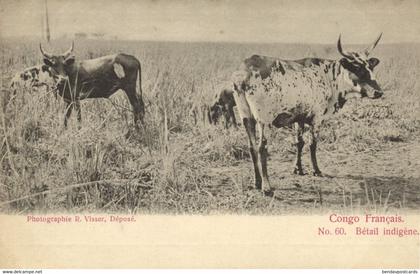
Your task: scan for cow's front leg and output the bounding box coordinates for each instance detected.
[309,124,322,176]
[222,105,230,129]
[228,104,238,128]
[257,122,272,194]
[64,101,73,128]
[293,122,305,175]
[243,117,262,189]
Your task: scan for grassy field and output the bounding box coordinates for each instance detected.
[1,38,420,214]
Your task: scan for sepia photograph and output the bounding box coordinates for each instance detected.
[0,0,419,270]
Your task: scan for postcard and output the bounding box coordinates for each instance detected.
[0,0,419,269]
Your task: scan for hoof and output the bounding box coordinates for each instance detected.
[293,167,305,176]
[125,128,138,139]
[293,183,302,188]
[313,171,323,177]
[246,185,255,191]
[262,187,274,196]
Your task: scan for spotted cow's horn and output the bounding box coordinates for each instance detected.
[337,34,352,59]
[364,33,383,56]
[63,41,74,58]
[39,43,53,59]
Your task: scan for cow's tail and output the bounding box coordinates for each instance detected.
[136,62,142,97]
[206,104,213,125]
[136,62,145,121]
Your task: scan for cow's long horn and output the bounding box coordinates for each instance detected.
[364,33,382,56]
[337,34,352,59]
[63,41,74,58]
[39,43,53,59]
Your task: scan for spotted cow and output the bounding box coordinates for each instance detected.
[208,89,238,129]
[10,64,57,95]
[231,34,383,193]
[40,42,145,128]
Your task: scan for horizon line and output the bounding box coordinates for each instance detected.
[2,35,420,46]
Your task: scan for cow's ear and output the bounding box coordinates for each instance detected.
[64,56,75,66]
[43,58,53,67]
[340,58,354,70]
[339,57,349,66]
[368,58,380,69]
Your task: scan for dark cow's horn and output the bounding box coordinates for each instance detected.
[39,43,53,59]
[364,33,382,56]
[63,41,74,58]
[337,34,352,59]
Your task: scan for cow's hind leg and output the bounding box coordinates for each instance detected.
[256,123,272,194]
[72,99,82,129]
[309,125,322,176]
[125,85,145,128]
[293,122,305,175]
[243,117,262,190]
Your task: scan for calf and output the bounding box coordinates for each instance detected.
[10,64,57,95]
[208,89,238,129]
[231,34,383,193]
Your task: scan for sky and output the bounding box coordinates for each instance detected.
[1,0,419,44]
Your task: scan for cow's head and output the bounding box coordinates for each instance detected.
[337,34,383,99]
[40,42,75,90]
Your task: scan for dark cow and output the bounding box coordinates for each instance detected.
[40,42,145,127]
[208,89,238,129]
[231,34,383,193]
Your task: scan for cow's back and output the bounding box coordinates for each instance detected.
[235,55,334,126]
